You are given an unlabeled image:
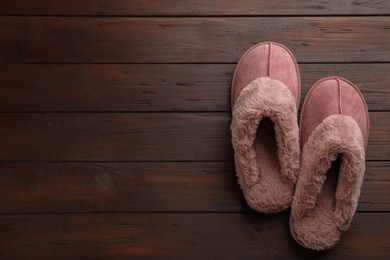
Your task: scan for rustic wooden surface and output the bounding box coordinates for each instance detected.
[0,1,389,259]
[1,0,390,15]
[1,17,390,63]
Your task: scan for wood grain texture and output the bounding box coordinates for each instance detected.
[1,17,390,63]
[1,0,389,258]
[0,213,389,259]
[0,112,387,161]
[0,113,231,161]
[1,0,390,16]
[0,63,389,112]
[0,162,387,214]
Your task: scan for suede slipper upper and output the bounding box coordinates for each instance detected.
[231,42,301,214]
[290,77,370,251]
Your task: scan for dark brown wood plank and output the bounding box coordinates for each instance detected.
[0,162,243,213]
[366,112,390,161]
[0,212,389,259]
[0,162,387,214]
[0,113,232,161]
[360,162,390,211]
[1,17,390,63]
[0,64,232,112]
[0,112,387,161]
[1,0,389,16]
[0,63,389,112]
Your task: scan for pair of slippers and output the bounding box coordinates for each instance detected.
[231,42,369,251]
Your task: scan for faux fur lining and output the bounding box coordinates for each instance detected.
[231,77,300,190]
[292,114,365,232]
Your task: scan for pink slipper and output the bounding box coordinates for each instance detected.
[231,42,300,214]
[290,77,370,250]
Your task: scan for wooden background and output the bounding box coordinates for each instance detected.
[0,1,390,259]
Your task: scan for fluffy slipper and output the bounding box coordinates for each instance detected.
[231,42,301,214]
[290,77,370,250]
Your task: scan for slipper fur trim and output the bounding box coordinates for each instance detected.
[291,114,365,250]
[231,77,300,191]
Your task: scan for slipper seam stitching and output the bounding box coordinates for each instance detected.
[300,76,369,149]
[271,42,301,108]
[232,42,300,109]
